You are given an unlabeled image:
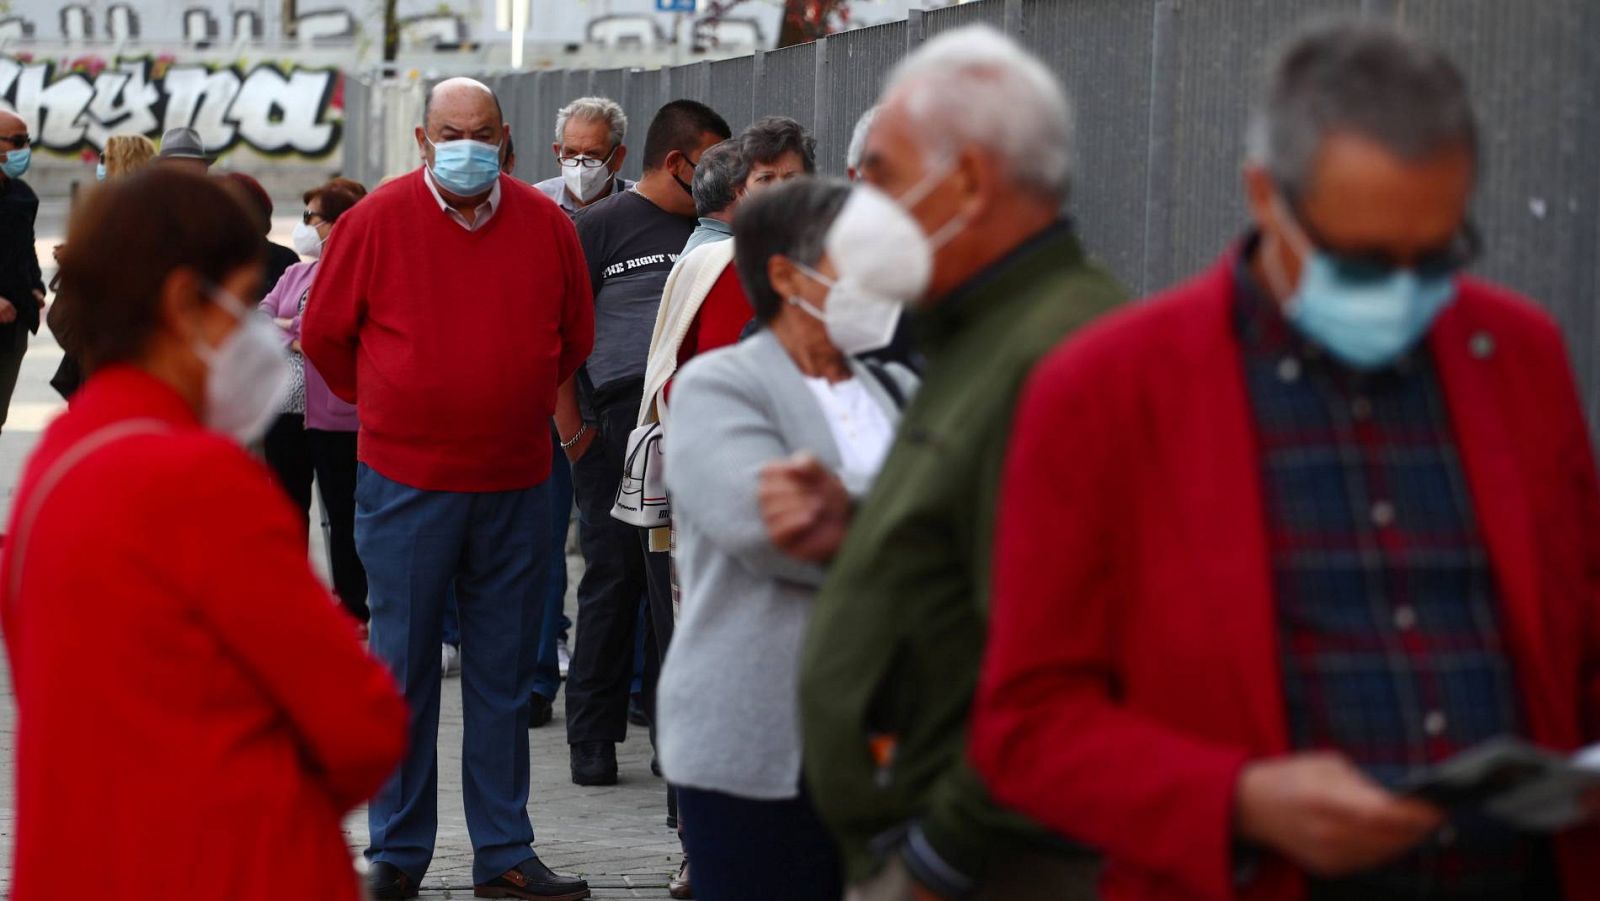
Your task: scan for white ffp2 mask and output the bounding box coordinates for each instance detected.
[194,284,292,445]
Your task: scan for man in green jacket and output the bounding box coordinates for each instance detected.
[758,24,1126,901]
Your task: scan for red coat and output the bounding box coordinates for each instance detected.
[1,367,408,901]
[971,254,1600,900]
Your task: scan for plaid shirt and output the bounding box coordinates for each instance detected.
[1233,247,1556,900]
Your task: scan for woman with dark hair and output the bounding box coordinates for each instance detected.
[739,115,817,192]
[224,170,302,291]
[656,177,916,900]
[0,169,406,901]
[259,177,370,625]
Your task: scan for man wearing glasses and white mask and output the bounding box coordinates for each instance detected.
[535,97,633,218]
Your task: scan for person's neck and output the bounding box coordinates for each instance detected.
[432,174,492,224]
[707,210,734,225]
[927,203,1057,306]
[771,316,851,383]
[1249,230,1294,309]
[634,170,692,218]
[136,352,204,418]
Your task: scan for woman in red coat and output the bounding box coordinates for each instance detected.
[1,169,408,900]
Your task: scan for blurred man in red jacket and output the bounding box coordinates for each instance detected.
[973,19,1600,901]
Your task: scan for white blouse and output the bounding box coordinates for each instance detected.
[803,375,895,479]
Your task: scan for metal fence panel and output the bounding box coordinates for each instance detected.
[620,67,665,181]
[1149,0,1363,292]
[923,0,1003,37]
[1394,0,1600,429]
[755,41,816,129]
[1021,0,1155,292]
[821,20,906,177]
[708,55,756,137]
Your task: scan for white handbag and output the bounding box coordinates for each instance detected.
[610,420,670,528]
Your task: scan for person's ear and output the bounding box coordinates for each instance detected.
[551,141,563,159]
[415,126,429,162]
[767,255,802,302]
[158,267,207,345]
[1242,164,1277,232]
[611,144,628,173]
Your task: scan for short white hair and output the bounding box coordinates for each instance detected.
[846,106,878,172]
[883,25,1073,198]
[555,96,628,149]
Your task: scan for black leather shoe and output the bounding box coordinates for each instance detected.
[529,693,553,729]
[627,693,650,727]
[569,741,618,786]
[668,855,693,899]
[474,854,590,900]
[367,861,420,900]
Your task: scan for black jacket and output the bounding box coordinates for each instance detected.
[0,175,44,337]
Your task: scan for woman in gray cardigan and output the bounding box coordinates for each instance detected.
[657,178,917,900]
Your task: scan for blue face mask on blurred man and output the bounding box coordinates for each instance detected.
[426,137,501,197]
[1268,194,1466,370]
[2,146,31,179]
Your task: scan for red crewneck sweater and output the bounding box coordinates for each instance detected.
[302,170,593,492]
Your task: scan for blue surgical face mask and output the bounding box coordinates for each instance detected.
[2,146,31,179]
[426,137,501,197]
[95,161,106,182]
[1269,196,1458,370]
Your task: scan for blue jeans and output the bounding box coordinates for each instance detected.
[532,430,574,702]
[357,464,552,885]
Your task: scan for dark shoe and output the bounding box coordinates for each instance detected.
[669,856,693,899]
[367,861,420,900]
[474,855,590,900]
[650,753,662,778]
[569,741,618,786]
[628,692,650,727]
[529,693,553,729]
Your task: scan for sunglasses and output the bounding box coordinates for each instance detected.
[1284,196,1482,284]
[302,209,327,225]
[2,133,30,149]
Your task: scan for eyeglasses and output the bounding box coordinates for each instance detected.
[1,134,30,149]
[302,209,327,225]
[556,147,617,169]
[1284,196,1482,284]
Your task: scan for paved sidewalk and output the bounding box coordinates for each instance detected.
[0,202,682,898]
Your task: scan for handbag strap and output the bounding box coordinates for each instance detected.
[5,418,172,608]
[864,359,907,411]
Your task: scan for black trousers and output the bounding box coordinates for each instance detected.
[677,784,843,901]
[263,413,369,622]
[566,387,675,747]
[0,323,28,433]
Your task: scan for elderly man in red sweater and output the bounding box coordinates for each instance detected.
[303,77,594,901]
[973,19,1600,901]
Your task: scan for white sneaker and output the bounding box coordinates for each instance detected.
[558,640,571,679]
[442,643,461,678]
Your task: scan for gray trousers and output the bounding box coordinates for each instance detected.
[846,851,1101,901]
[0,324,29,433]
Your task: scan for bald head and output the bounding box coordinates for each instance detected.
[0,110,25,133]
[423,78,503,137]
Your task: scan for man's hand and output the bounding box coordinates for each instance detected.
[758,452,852,563]
[563,427,596,464]
[0,297,16,325]
[31,288,44,309]
[1236,752,1444,877]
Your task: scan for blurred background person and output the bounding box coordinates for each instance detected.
[784,25,1125,901]
[845,108,877,183]
[48,133,159,400]
[974,19,1600,900]
[224,171,301,293]
[536,96,633,215]
[680,138,744,257]
[0,108,44,435]
[1,168,406,901]
[259,176,370,627]
[303,77,593,901]
[156,126,213,174]
[659,176,916,901]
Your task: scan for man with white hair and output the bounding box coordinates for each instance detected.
[773,25,1126,900]
[846,105,877,181]
[534,96,633,215]
[973,19,1600,900]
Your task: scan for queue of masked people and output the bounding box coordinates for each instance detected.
[5,13,1600,901]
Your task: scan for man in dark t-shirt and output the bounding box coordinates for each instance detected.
[557,99,730,790]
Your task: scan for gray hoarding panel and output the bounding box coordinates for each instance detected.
[924,0,1003,36]
[822,20,906,177]
[1022,0,1155,292]
[620,68,664,181]
[708,55,756,136]
[1396,0,1600,433]
[755,42,816,127]
[1150,0,1362,293]
[591,68,627,109]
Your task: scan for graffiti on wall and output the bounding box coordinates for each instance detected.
[0,55,342,157]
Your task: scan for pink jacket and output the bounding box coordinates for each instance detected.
[259,260,359,432]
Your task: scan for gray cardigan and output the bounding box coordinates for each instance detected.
[656,329,917,800]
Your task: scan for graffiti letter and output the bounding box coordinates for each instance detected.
[161,64,239,150]
[82,61,161,149]
[228,66,336,155]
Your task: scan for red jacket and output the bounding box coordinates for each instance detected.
[1,367,409,901]
[971,254,1600,900]
[302,169,594,493]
